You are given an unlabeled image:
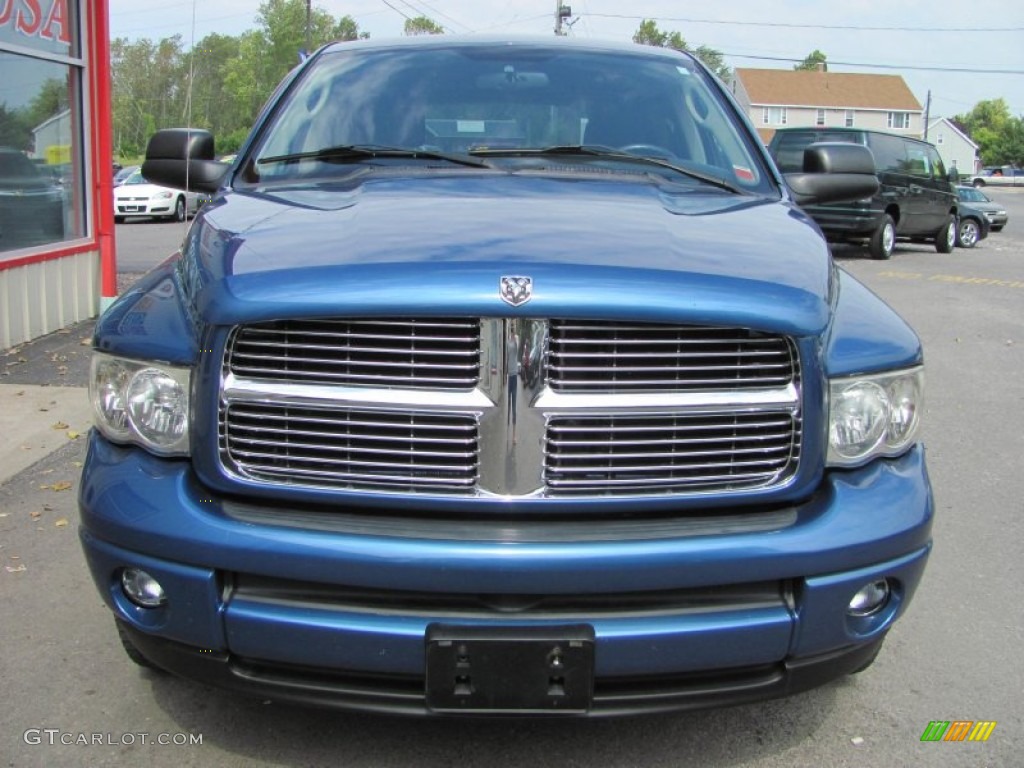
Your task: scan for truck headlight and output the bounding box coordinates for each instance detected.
[828,367,923,466]
[90,353,191,456]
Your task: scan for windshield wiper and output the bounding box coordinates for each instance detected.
[468,144,744,194]
[257,144,492,169]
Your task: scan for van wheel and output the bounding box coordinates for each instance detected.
[956,217,980,248]
[869,215,895,260]
[935,216,956,253]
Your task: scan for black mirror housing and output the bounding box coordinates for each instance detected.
[783,143,879,207]
[141,128,229,194]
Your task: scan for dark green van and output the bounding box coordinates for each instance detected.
[769,127,958,259]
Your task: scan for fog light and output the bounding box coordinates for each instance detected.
[848,579,890,617]
[121,568,167,608]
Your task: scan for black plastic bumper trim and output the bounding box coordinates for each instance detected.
[117,621,886,717]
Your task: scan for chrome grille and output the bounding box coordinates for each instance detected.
[220,403,479,493]
[544,411,801,495]
[549,321,797,392]
[226,318,481,390]
[218,317,803,500]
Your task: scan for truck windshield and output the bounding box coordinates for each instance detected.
[249,43,772,193]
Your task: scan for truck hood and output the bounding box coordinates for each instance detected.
[185,172,833,335]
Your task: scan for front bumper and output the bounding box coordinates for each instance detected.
[79,434,932,716]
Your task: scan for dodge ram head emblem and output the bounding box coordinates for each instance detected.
[500,276,533,306]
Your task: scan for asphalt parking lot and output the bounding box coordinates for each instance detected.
[1,190,1022,767]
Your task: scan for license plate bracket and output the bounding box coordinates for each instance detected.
[425,624,595,714]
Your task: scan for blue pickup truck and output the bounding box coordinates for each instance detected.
[80,36,932,716]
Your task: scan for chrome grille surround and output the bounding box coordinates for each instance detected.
[218,318,802,499]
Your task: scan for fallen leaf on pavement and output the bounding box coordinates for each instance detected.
[55,518,69,528]
[50,481,73,492]
[5,565,27,573]
[67,431,80,440]
[52,422,70,430]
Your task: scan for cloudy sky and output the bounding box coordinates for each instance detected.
[107,0,1024,119]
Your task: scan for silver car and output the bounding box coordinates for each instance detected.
[956,185,1008,232]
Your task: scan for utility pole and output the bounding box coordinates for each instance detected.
[554,2,571,36]
[923,90,931,141]
[305,0,312,54]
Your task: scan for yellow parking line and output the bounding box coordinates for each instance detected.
[877,271,1024,289]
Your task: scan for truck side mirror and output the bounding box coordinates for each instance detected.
[783,143,879,206]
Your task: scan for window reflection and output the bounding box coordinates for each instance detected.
[0,50,84,254]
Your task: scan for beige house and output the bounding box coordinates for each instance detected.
[731,67,923,146]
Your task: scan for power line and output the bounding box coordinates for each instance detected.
[586,12,1024,33]
[378,0,414,23]
[401,0,472,32]
[729,53,1024,76]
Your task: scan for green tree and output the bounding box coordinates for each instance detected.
[222,1,367,133]
[794,50,827,72]
[404,16,444,36]
[954,99,1022,166]
[334,15,366,42]
[0,103,32,150]
[632,20,730,80]
[997,117,1024,166]
[26,78,70,128]
[185,34,242,136]
[110,36,187,157]
[107,2,369,159]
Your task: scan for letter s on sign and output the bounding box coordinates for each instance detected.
[16,0,43,36]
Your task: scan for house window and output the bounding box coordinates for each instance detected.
[767,107,787,126]
[936,132,944,145]
[816,109,826,126]
[888,112,911,130]
[762,107,769,125]
[845,110,855,127]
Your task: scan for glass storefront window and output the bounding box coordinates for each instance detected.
[1,2,85,256]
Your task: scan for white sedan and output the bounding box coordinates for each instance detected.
[113,168,205,223]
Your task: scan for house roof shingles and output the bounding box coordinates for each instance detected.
[735,68,922,111]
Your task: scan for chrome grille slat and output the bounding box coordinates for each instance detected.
[247,467,477,488]
[548,418,793,435]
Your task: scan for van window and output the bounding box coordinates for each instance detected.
[904,145,932,178]
[926,146,947,180]
[770,130,862,173]
[866,133,906,174]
